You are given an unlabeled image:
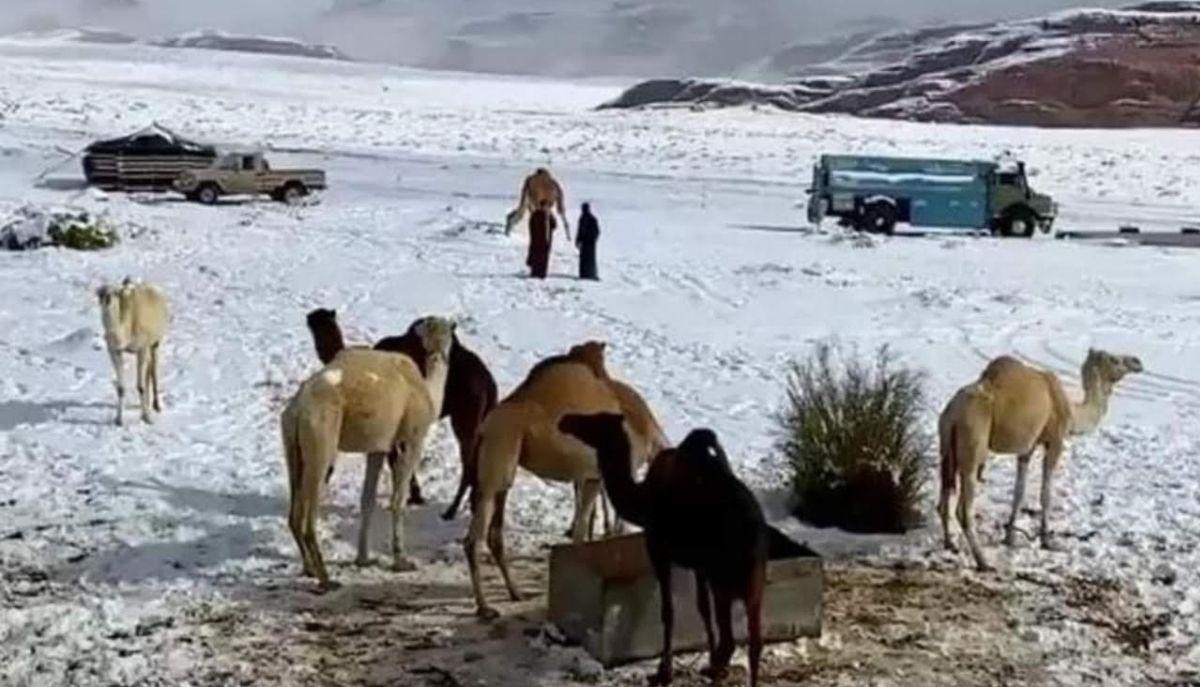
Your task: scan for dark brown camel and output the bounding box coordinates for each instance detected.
[305,308,498,517]
[559,413,768,687]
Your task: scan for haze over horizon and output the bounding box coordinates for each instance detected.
[3,0,1130,77]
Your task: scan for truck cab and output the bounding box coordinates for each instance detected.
[989,160,1056,236]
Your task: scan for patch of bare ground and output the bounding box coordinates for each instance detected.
[158,552,1189,687]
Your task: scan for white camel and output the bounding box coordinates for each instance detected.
[280,316,454,590]
[938,349,1142,570]
[96,278,169,425]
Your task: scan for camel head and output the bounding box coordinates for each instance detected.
[1083,348,1143,389]
[677,428,732,474]
[306,307,337,330]
[558,412,627,453]
[568,340,607,377]
[96,280,132,323]
[413,316,456,363]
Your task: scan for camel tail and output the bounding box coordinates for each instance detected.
[442,429,481,521]
[940,422,958,497]
[281,403,304,504]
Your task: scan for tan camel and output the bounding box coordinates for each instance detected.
[505,167,570,239]
[280,317,455,589]
[464,341,668,619]
[938,349,1142,570]
[97,278,169,425]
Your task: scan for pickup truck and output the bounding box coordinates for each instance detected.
[807,154,1056,237]
[174,152,326,204]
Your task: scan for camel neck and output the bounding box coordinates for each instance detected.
[309,320,346,365]
[424,354,451,414]
[593,435,647,528]
[1071,366,1112,435]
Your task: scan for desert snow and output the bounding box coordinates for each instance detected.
[0,38,1198,686]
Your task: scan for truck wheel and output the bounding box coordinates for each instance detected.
[281,183,308,204]
[862,202,897,235]
[196,183,221,205]
[1000,206,1037,238]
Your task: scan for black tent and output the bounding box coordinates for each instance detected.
[82,123,217,191]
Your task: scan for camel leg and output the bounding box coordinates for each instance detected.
[957,470,993,571]
[487,489,523,602]
[386,449,425,507]
[408,475,425,506]
[937,481,956,553]
[150,343,162,413]
[1005,453,1033,547]
[746,567,766,687]
[709,584,736,678]
[694,572,717,672]
[650,553,675,686]
[282,408,315,577]
[356,452,385,567]
[107,347,125,426]
[298,452,335,589]
[389,434,425,572]
[136,347,152,423]
[571,479,602,543]
[465,489,500,620]
[1040,441,1065,552]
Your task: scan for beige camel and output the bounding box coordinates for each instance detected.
[505,167,570,238]
[938,349,1142,570]
[281,317,455,589]
[97,278,169,425]
[464,341,668,619]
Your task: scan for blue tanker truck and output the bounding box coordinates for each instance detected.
[806,154,1057,237]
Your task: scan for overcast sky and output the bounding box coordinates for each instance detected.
[1,0,1130,75]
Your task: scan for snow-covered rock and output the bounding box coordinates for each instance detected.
[604,3,1200,128]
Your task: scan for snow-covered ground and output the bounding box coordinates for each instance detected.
[1,38,1198,686]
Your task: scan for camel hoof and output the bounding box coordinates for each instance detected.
[391,557,418,573]
[943,540,959,554]
[648,668,674,686]
[1004,526,1019,547]
[699,665,728,680]
[317,580,342,593]
[142,414,154,424]
[507,589,526,602]
[1041,538,1066,553]
[354,555,372,568]
[476,606,500,622]
[975,560,996,573]
[440,510,457,522]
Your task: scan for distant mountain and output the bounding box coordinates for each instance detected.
[3,26,348,61]
[603,3,1200,128]
[151,30,348,61]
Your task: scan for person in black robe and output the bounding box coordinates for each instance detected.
[527,205,556,279]
[575,202,600,281]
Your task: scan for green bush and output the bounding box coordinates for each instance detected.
[47,216,119,250]
[776,343,930,533]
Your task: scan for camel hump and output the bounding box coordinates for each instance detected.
[979,355,1031,382]
[567,341,608,377]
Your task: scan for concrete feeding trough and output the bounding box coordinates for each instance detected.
[548,529,823,667]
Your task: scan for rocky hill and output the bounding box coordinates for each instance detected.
[603,2,1200,128]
